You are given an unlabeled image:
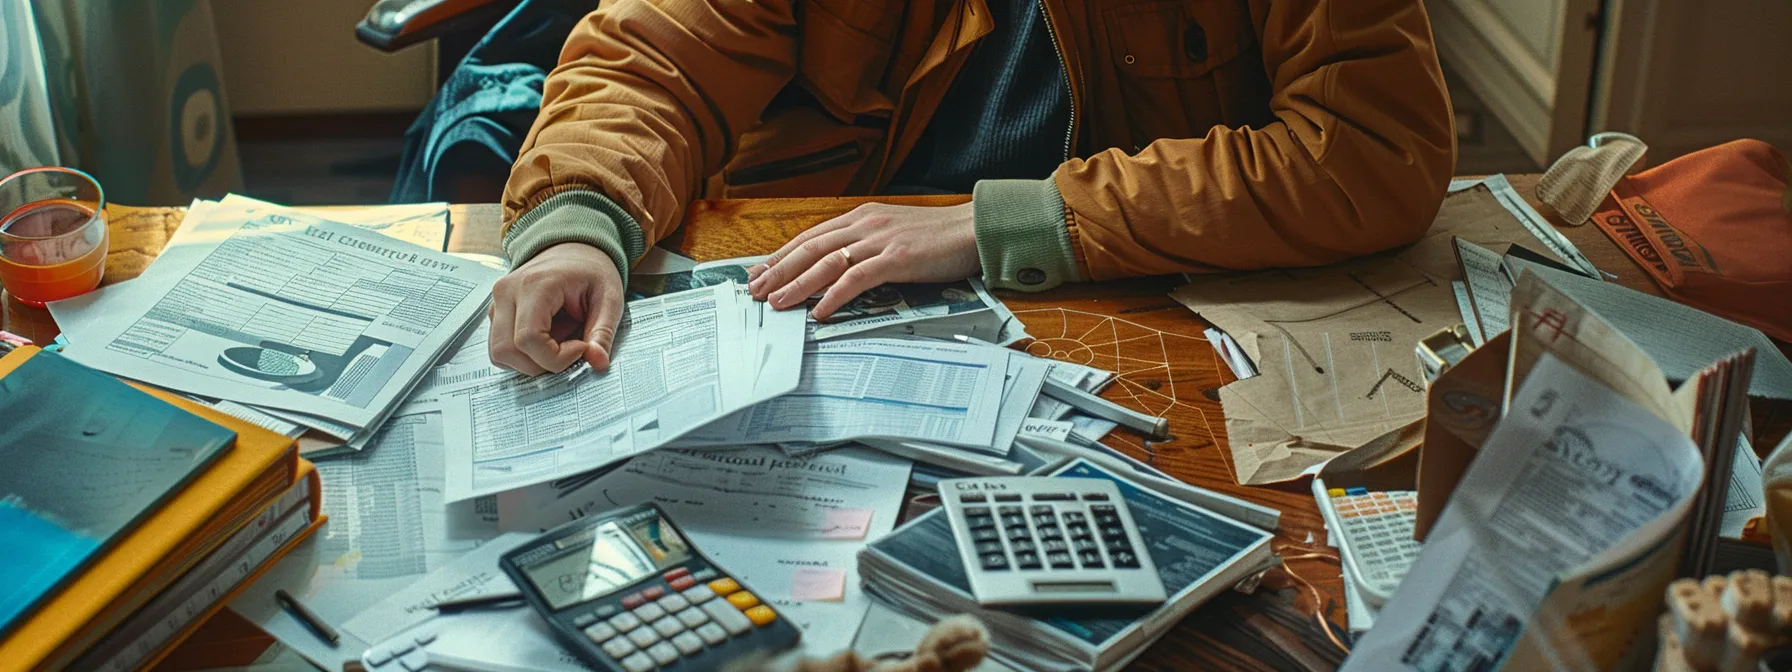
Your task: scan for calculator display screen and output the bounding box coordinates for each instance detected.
[521,515,693,610]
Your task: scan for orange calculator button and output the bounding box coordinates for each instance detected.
[707,578,740,596]
[726,591,760,610]
[743,605,777,627]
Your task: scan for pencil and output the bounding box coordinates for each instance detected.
[275,589,340,646]
[431,592,526,613]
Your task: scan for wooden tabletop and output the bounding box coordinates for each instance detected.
[0,175,1709,670]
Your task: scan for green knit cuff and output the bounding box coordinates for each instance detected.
[972,179,1082,291]
[503,190,647,286]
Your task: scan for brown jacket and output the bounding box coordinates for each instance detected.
[501,0,1456,288]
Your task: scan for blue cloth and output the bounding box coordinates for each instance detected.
[888,0,1070,195]
[390,0,594,203]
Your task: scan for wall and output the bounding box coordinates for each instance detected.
[213,0,436,116]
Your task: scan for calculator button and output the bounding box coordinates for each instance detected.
[1042,539,1069,553]
[745,605,778,626]
[1005,525,1032,539]
[994,493,1022,502]
[676,606,710,628]
[656,594,691,613]
[652,613,683,635]
[960,493,987,503]
[696,622,728,644]
[682,585,717,605]
[608,612,643,633]
[627,625,661,648]
[663,567,691,582]
[691,568,719,583]
[672,631,705,654]
[1029,505,1053,515]
[622,593,647,609]
[1077,549,1105,567]
[573,612,599,628]
[1111,550,1141,568]
[1015,551,1043,569]
[1083,493,1110,501]
[387,642,415,659]
[634,603,667,623]
[399,648,429,672]
[1033,514,1056,526]
[1032,492,1076,501]
[669,575,697,591]
[1073,538,1099,552]
[1000,514,1027,527]
[647,641,680,665]
[708,578,741,596]
[1038,526,1064,540]
[726,591,761,610]
[641,586,667,601]
[594,604,622,619]
[974,540,1005,555]
[1061,512,1086,524]
[1103,537,1133,553]
[980,553,1010,570]
[620,652,656,672]
[1067,524,1093,539]
[965,515,996,529]
[584,622,619,644]
[971,528,1001,542]
[366,647,397,667]
[702,598,755,634]
[1010,540,1037,554]
[1047,551,1075,568]
[1099,525,1128,540]
[601,636,637,659]
[963,506,990,517]
[1090,504,1117,514]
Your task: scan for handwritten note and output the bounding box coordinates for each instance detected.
[790,568,847,602]
[820,507,874,540]
[1018,418,1074,442]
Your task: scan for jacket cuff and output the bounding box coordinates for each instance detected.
[972,179,1083,291]
[503,190,647,286]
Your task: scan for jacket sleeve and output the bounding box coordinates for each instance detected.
[1046,0,1456,282]
[500,0,800,265]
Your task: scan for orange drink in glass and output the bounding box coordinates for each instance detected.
[0,167,109,307]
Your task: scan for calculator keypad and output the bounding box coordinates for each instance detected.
[942,477,1167,606]
[1329,489,1422,595]
[560,568,780,671]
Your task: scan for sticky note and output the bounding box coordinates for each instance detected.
[791,568,847,602]
[820,507,874,540]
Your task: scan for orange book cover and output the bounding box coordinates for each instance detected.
[0,347,299,671]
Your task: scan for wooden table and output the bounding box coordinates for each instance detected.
[0,175,1757,671]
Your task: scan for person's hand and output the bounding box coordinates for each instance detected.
[747,201,979,319]
[488,242,624,376]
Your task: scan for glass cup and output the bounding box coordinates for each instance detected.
[0,167,109,307]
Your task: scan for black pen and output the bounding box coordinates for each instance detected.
[275,589,340,646]
[431,592,527,614]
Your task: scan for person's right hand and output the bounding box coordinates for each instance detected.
[488,242,624,376]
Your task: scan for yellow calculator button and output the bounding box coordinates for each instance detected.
[726,591,760,610]
[1327,488,1346,497]
[744,605,777,627]
[707,578,740,596]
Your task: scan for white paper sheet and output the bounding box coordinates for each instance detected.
[673,338,1010,450]
[58,196,499,428]
[498,446,913,655]
[341,532,535,646]
[439,285,804,501]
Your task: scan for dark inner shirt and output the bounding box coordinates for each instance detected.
[886,0,1071,195]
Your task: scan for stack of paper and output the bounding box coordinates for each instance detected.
[49,196,491,453]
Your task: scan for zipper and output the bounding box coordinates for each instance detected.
[728,142,863,186]
[1038,0,1077,161]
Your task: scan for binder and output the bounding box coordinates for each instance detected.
[0,346,299,671]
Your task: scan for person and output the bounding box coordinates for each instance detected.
[486,0,1456,375]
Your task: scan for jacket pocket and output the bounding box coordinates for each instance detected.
[1101,0,1269,145]
[729,143,863,186]
[723,106,880,198]
[797,0,901,119]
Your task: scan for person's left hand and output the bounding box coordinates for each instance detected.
[747,201,979,319]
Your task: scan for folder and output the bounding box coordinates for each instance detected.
[0,346,299,671]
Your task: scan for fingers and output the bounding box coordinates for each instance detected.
[486,293,546,376]
[512,286,587,374]
[811,254,898,320]
[769,243,868,310]
[582,285,625,372]
[751,205,876,299]
[751,227,863,301]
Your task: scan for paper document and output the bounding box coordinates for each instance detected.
[440,284,805,501]
[58,196,499,429]
[1724,435,1765,539]
[1344,353,1703,672]
[341,532,534,648]
[672,337,1009,450]
[1454,239,1514,342]
[500,445,913,655]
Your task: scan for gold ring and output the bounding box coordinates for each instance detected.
[837,248,853,265]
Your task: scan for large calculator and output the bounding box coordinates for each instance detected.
[940,477,1166,606]
[498,504,800,672]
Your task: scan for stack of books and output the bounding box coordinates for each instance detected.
[858,459,1277,671]
[0,346,323,671]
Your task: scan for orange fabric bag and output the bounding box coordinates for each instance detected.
[1592,139,1792,342]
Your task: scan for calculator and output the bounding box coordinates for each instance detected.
[497,503,800,672]
[1315,485,1423,607]
[940,477,1166,606]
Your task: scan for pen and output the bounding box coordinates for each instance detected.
[275,589,339,646]
[1040,377,1171,440]
[430,592,527,614]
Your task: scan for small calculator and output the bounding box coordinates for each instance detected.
[498,503,800,672]
[1318,487,1422,607]
[940,477,1166,606]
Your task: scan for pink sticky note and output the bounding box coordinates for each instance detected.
[820,507,874,540]
[790,567,847,602]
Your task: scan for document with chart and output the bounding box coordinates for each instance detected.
[61,197,501,429]
[438,284,806,502]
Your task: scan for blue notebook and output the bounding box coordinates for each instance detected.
[0,352,235,636]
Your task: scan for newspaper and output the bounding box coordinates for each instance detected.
[670,338,1010,450]
[439,284,805,501]
[1343,353,1703,672]
[630,255,1010,343]
[57,196,499,430]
